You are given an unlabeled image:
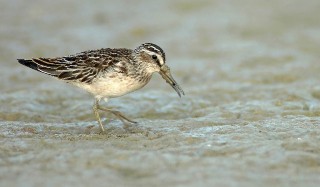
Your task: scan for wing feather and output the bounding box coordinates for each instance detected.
[17,48,133,83]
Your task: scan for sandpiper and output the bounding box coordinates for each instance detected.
[18,43,184,132]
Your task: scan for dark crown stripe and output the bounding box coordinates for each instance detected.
[143,43,166,61]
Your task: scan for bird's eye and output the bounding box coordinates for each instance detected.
[152,55,157,60]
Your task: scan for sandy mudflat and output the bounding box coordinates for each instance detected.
[1,0,320,187]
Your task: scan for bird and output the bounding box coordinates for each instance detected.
[17,43,184,133]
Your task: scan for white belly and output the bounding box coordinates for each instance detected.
[71,74,150,99]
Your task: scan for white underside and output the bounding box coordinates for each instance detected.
[71,74,150,100]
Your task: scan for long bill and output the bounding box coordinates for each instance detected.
[159,65,185,97]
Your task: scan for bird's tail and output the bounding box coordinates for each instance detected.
[17,59,39,71]
[17,58,61,77]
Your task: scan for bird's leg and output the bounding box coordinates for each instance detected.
[93,98,105,132]
[97,98,137,124]
[97,106,137,124]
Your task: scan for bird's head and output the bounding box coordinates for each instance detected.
[133,43,185,97]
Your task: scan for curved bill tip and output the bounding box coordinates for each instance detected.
[159,65,185,98]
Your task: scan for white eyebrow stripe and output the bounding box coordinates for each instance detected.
[143,50,165,65]
[157,54,165,65]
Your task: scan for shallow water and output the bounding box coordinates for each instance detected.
[1,0,320,187]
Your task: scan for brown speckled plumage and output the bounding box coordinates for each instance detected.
[20,48,134,83]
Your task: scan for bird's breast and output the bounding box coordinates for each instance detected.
[72,73,151,98]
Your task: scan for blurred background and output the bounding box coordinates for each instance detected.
[1,0,320,187]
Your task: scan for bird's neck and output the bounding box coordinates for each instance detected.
[130,53,153,79]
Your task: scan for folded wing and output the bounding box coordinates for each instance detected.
[17,49,129,83]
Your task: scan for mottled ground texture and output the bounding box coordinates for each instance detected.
[1,0,320,187]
